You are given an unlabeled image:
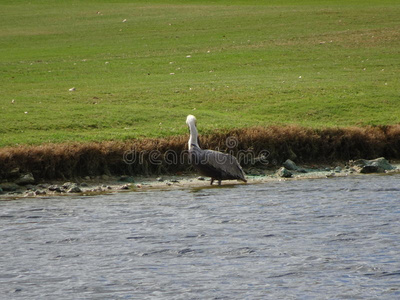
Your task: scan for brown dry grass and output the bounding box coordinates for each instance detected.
[1,125,400,181]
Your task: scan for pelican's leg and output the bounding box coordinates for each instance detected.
[210,178,214,185]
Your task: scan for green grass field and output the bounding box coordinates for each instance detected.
[1,0,399,147]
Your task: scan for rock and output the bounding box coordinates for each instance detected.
[0,187,3,194]
[120,184,131,190]
[62,182,75,189]
[283,159,298,171]
[156,177,164,182]
[67,185,82,193]
[24,191,35,197]
[351,157,395,174]
[360,165,385,174]
[48,185,63,193]
[334,166,342,173]
[0,182,19,191]
[25,184,36,190]
[170,179,180,183]
[15,173,35,185]
[35,190,47,195]
[277,167,292,178]
[119,176,135,183]
[197,177,205,181]
[80,182,89,187]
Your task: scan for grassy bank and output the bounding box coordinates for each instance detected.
[1,125,400,181]
[1,0,400,147]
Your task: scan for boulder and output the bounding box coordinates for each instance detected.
[120,184,131,190]
[277,167,293,178]
[351,157,395,174]
[334,166,342,173]
[15,173,35,185]
[62,182,75,189]
[67,185,82,193]
[35,190,47,196]
[48,185,63,193]
[283,159,298,171]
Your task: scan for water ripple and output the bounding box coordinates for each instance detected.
[1,174,400,299]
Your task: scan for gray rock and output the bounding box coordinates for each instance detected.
[360,165,385,174]
[35,190,47,195]
[334,166,342,173]
[120,184,131,190]
[62,182,75,189]
[24,191,35,197]
[277,167,293,178]
[156,177,164,182]
[15,173,35,185]
[0,187,3,194]
[80,182,89,187]
[25,184,36,190]
[197,177,205,181]
[0,182,19,191]
[48,185,63,193]
[351,157,395,173]
[67,185,82,193]
[283,159,298,171]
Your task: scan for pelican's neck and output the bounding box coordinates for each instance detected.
[188,122,199,150]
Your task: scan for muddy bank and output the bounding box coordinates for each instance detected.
[1,158,399,199]
[1,125,400,184]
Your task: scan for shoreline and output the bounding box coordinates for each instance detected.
[2,160,399,200]
[1,125,400,182]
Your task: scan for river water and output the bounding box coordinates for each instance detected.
[1,174,400,299]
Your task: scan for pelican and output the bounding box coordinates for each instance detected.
[186,115,247,185]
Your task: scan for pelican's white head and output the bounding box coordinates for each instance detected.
[186,114,199,150]
[186,114,197,127]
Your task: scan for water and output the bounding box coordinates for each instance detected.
[1,174,400,299]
